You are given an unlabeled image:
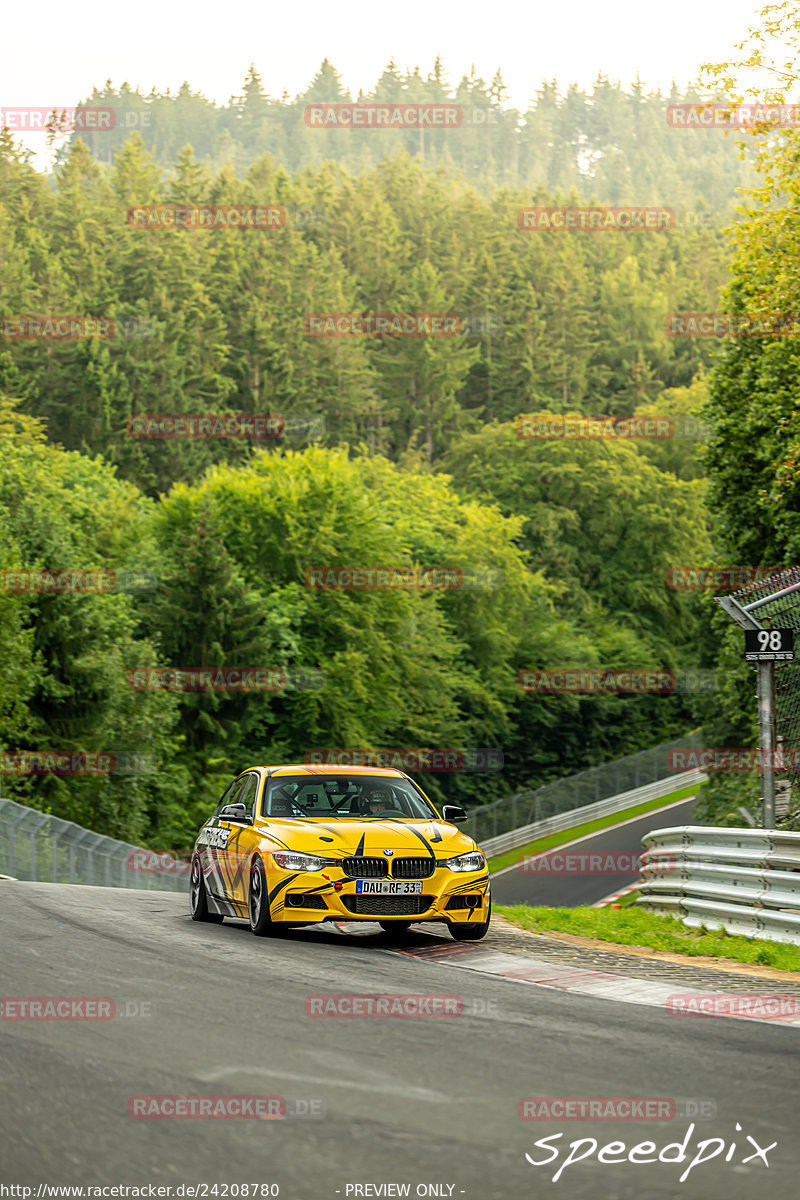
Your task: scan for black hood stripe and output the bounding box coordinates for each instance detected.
[378,818,436,858]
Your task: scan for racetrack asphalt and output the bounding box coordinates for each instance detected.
[0,878,796,1199]
[490,796,699,907]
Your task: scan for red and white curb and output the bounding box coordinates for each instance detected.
[592,882,641,908]
[390,939,800,1029]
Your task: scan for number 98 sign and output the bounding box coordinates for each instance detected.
[744,628,795,661]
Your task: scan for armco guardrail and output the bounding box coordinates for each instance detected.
[638,825,800,944]
[0,797,188,891]
[463,730,705,844]
[480,769,706,859]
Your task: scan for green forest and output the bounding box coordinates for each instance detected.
[0,59,793,845]
[63,63,752,205]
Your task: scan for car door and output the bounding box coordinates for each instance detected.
[202,776,247,900]
[224,772,262,905]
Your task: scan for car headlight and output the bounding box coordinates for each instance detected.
[444,850,485,872]
[272,851,329,872]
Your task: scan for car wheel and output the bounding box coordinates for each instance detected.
[248,856,273,937]
[448,899,491,941]
[190,854,223,924]
[379,921,412,938]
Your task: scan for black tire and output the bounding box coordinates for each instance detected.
[448,899,491,941]
[190,854,224,924]
[379,921,412,938]
[248,856,273,936]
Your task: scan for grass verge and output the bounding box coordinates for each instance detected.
[495,903,800,973]
[486,782,702,874]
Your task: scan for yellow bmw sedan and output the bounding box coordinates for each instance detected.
[189,765,490,940]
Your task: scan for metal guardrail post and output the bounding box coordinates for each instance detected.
[83,832,108,885]
[52,828,60,882]
[27,812,51,882]
[103,846,115,887]
[49,817,71,883]
[122,848,131,887]
[69,827,95,883]
[2,804,30,877]
[758,661,776,830]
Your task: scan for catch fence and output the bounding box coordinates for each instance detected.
[0,797,187,891]
[462,730,705,843]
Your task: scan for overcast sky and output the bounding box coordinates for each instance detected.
[3,0,764,163]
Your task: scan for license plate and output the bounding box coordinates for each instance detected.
[355,880,423,895]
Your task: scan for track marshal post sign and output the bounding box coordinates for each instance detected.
[744,628,795,662]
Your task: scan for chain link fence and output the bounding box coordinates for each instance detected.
[462,730,705,843]
[0,797,188,891]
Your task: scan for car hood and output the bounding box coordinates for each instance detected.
[267,818,477,858]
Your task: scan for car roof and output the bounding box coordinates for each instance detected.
[241,764,409,779]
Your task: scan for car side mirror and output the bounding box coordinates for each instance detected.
[220,803,248,822]
[441,804,467,823]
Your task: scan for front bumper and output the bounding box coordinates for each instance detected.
[270,863,490,924]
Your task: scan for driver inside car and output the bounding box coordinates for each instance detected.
[361,785,393,816]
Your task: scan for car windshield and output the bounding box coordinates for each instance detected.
[262,775,438,821]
